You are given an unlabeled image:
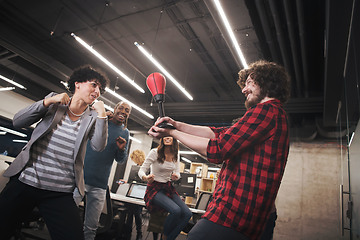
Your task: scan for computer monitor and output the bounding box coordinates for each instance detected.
[126,182,147,200]
[174,173,196,197]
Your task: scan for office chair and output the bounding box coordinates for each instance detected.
[182,192,213,233]
[147,211,167,240]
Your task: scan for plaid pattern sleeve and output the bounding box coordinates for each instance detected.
[204,99,289,240]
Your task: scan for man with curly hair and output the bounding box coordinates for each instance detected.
[148,60,291,240]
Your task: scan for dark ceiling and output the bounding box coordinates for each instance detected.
[0,0,359,142]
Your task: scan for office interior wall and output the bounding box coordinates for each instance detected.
[274,142,345,239]
[0,90,34,120]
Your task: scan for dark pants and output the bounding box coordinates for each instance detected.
[0,177,84,240]
[125,203,143,234]
[260,210,277,240]
[187,218,249,240]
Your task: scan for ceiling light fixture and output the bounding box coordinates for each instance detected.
[181,157,192,163]
[179,150,200,155]
[71,33,145,93]
[0,126,27,137]
[105,87,154,119]
[134,42,193,100]
[103,103,113,112]
[213,0,248,69]
[0,131,6,135]
[0,74,27,90]
[0,87,15,92]
[129,136,142,144]
[13,139,28,143]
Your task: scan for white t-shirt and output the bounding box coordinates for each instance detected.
[138,148,181,183]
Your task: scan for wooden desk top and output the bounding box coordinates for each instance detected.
[0,155,14,163]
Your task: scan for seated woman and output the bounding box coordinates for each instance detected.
[138,137,192,240]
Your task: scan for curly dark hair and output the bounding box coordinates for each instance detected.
[156,137,179,164]
[237,60,291,103]
[67,65,109,94]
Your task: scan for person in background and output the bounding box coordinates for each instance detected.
[138,137,192,240]
[123,149,146,240]
[0,65,109,240]
[74,101,132,240]
[148,60,290,240]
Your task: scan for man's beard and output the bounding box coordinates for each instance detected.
[245,92,266,109]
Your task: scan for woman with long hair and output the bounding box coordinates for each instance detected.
[139,137,192,240]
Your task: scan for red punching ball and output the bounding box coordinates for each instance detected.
[146,72,166,100]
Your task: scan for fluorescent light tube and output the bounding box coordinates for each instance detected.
[179,151,200,155]
[129,136,142,143]
[213,0,248,69]
[13,139,28,143]
[0,75,27,89]
[0,126,27,137]
[134,42,193,100]
[0,87,15,92]
[181,157,192,163]
[105,87,154,119]
[71,33,145,93]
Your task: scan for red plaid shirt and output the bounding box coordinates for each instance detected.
[204,99,289,240]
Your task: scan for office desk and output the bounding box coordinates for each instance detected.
[0,155,14,163]
[110,192,145,206]
[110,192,205,215]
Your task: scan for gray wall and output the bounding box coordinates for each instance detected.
[274,141,348,239]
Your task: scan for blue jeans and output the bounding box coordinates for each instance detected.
[74,184,106,240]
[152,192,192,240]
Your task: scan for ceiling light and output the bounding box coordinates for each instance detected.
[71,33,145,93]
[213,0,248,69]
[105,87,154,119]
[129,136,142,143]
[0,87,15,92]
[179,151,200,155]
[103,103,113,112]
[13,139,28,143]
[134,42,193,100]
[0,131,6,135]
[208,167,221,171]
[349,132,355,147]
[0,126,27,137]
[181,157,192,163]
[60,81,69,91]
[0,74,27,89]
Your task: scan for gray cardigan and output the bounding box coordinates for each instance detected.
[3,92,108,197]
